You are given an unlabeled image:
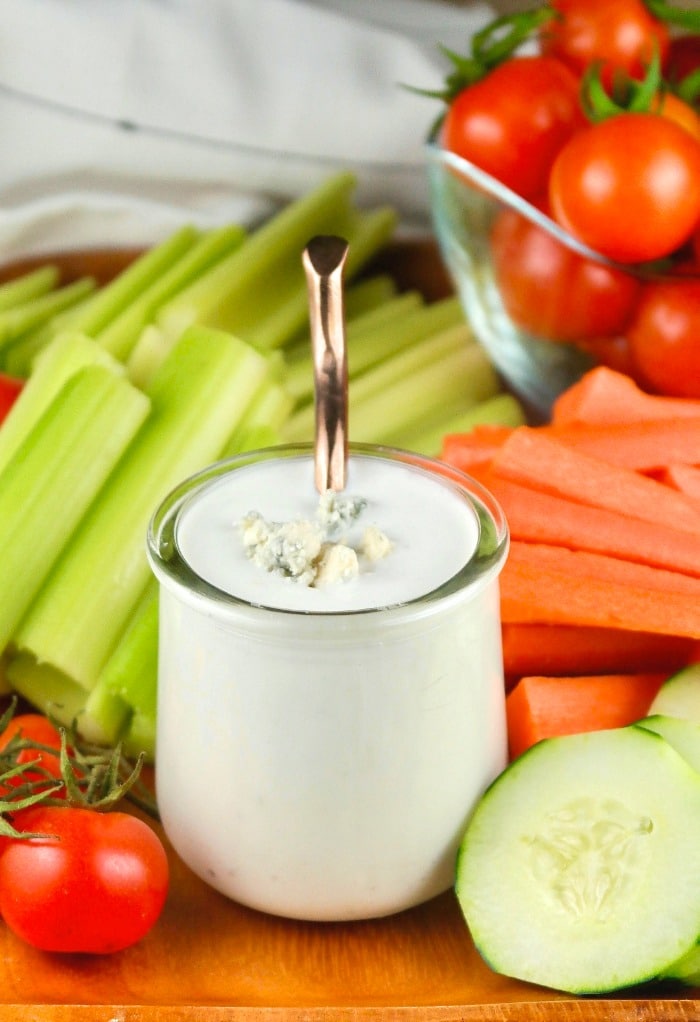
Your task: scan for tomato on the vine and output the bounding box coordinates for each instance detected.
[490,203,641,342]
[540,0,670,82]
[549,112,700,263]
[626,278,700,397]
[441,56,585,200]
[665,33,700,87]
[0,806,169,953]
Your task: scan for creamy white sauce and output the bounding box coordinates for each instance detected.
[151,449,507,921]
[175,454,480,612]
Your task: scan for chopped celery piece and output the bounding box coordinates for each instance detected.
[0,364,150,652]
[47,225,200,340]
[0,277,96,356]
[126,324,170,389]
[122,708,156,762]
[398,392,526,457]
[351,339,500,446]
[286,294,464,404]
[155,174,358,343]
[95,223,246,360]
[155,175,396,352]
[97,581,158,717]
[343,274,397,320]
[15,325,270,689]
[1,293,97,377]
[6,653,130,746]
[283,322,474,441]
[222,378,294,457]
[0,265,60,311]
[0,331,124,474]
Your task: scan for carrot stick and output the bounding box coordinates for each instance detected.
[506,673,667,760]
[548,418,700,473]
[500,558,700,638]
[483,473,700,577]
[660,463,700,502]
[491,427,700,533]
[440,424,512,472]
[502,623,695,679]
[508,541,700,597]
[551,366,700,426]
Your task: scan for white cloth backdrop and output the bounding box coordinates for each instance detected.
[0,0,492,255]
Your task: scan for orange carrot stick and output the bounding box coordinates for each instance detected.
[500,558,700,638]
[491,427,700,533]
[506,672,667,760]
[440,425,513,472]
[507,541,700,597]
[660,463,700,502]
[502,623,694,678]
[483,473,700,577]
[551,366,700,426]
[549,418,700,473]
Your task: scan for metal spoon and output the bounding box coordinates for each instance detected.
[302,234,349,494]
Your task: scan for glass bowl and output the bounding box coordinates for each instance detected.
[425,141,697,419]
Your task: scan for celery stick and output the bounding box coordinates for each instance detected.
[351,342,500,446]
[283,323,473,441]
[0,364,150,651]
[0,331,124,474]
[15,325,270,689]
[0,266,59,312]
[286,294,463,404]
[222,378,295,456]
[343,275,397,320]
[125,324,170,389]
[97,581,158,717]
[398,392,526,457]
[0,294,98,376]
[50,225,201,340]
[122,708,156,761]
[6,653,130,745]
[95,224,246,361]
[155,175,358,343]
[0,277,96,355]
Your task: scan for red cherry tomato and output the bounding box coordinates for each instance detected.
[490,204,641,342]
[549,113,700,264]
[626,278,700,397]
[0,806,169,953]
[665,34,700,87]
[541,0,670,82]
[0,373,23,424]
[0,713,64,795]
[441,56,585,200]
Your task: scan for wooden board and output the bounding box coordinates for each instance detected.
[0,245,698,1020]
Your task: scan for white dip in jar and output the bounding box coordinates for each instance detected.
[147,443,509,921]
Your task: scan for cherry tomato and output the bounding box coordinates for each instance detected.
[0,713,63,795]
[541,0,670,82]
[549,113,700,264]
[665,34,700,87]
[651,91,700,141]
[626,278,700,397]
[0,806,169,953]
[441,56,585,200]
[0,373,23,424]
[490,203,641,342]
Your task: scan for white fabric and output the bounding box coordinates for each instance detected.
[0,0,492,256]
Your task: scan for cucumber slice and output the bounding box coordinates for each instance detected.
[648,664,700,723]
[635,715,700,775]
[456,727,700,994]
[661,940,700,986]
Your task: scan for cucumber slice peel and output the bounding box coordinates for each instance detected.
[456,727,700,994]
[648,664,700,723]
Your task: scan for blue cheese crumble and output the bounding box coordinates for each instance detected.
[239,490,392,587]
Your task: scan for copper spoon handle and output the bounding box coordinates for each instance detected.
[303,235,349,494]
